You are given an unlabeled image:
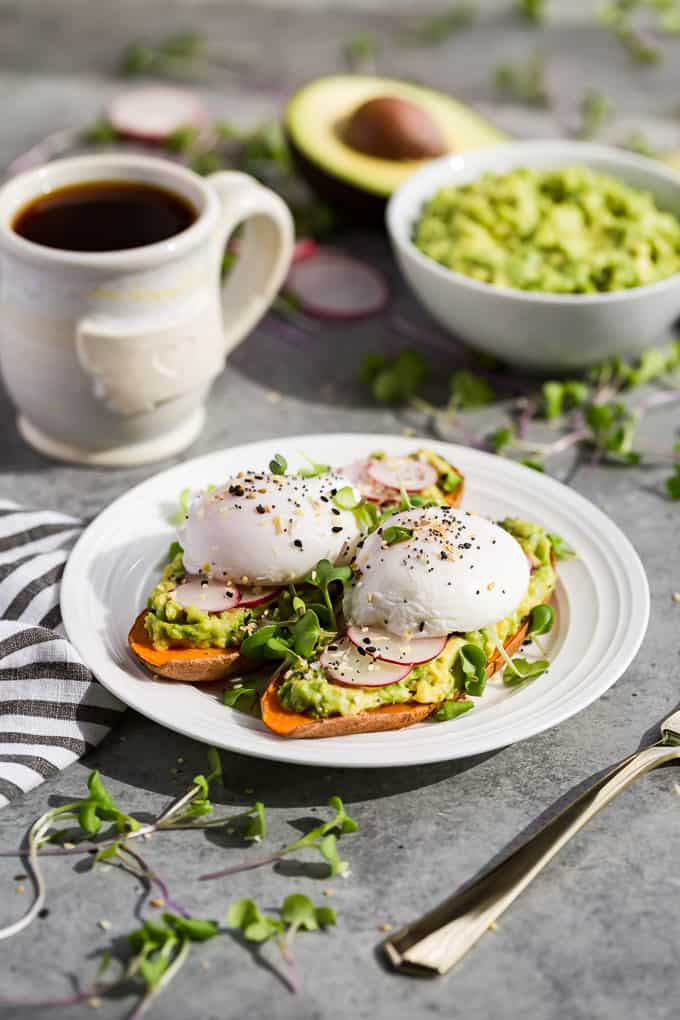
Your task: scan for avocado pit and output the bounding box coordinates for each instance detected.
[343,96,447,161]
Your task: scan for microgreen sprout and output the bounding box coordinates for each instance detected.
[269,453,288,475]
[298,455,331,478]
[359,348,428,404]
[526,603,555,656]
[487,631,550,688]
[198,795,358,882]
[401,2,477,46]
[305,559,353,630]
[451,644,488,697]
[493,49,549,107]
[381,525,414,546]
[227,894,336,994]
[547,533,576,560]
[0,749,266,942]
[434,700,475,722]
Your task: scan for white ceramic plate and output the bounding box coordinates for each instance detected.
[62,434,649,768]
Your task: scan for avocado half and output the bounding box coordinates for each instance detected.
[285,74,507,221]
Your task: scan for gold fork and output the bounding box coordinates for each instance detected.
[384,708,680,976]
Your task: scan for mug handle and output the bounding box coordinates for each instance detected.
[75,173,293,417]
[206,171,294,356]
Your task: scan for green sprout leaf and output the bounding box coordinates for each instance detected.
[381,526,413,545]
[291,609,322,660]
[163,913,219,943]
[666,464,680,499]
[449,371,494,411]
[333,486,360,510]
[547,532,576,560]
[318,833,350,878]
[166,540,183,564]
[281,894,319,931]
[305,560,353,630]
[527,604,555,638]
[435,700,474,722]
[298,456,331,478]
[269,453,288,475]
[451,644,488,697]
[223,678,260,715]
[169,487,192,526]
[240,625,280,660]
[504,658,550,685]
[243,802,267,842]
[360,349,428,404]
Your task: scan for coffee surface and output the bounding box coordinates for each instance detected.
[12,179,196,252]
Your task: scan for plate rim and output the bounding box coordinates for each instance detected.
[62,432,650,768]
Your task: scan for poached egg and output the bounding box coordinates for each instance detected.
[179,471,362,585]
[345,506,530,637]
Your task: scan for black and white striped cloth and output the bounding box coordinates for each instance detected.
[0,503,124,807]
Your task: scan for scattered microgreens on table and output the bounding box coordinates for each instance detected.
[359,340,680,497]
[0,753,358,1011]
[227,894,336,994]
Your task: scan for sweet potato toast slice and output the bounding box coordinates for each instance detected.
[260,554,556,740]
[128,611,246,682]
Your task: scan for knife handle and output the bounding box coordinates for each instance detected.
[384,742,680,976]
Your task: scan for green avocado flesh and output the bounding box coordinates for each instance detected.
[413,166,680,293]
[144,553,277,650]
[285,75,506,200]
[277,519,556,718]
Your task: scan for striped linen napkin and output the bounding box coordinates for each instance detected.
[0,503,124,808]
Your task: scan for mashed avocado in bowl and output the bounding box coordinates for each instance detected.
[413,165,680,294]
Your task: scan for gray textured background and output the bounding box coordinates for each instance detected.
[1,2,680,1018]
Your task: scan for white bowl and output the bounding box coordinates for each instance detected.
[386,140,680,371]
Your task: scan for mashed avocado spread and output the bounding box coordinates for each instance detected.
[277,518,556,718]
[144,551,277,650]
[413,166,680,293]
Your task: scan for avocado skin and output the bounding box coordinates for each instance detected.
[287,131,387,225]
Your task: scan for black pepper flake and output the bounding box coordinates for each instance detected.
[229,484,245,497]
[293,539,303,548]
[419,621,425,632]
[256,504,266,515]
[331,526,343,533]
[440,551,448,560]
[331,507,341,516]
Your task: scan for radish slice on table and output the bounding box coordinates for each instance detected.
[108,88,207,142]
[321,637,412,688]
[238,586,282,608]
[285,251,388,320]
[291,238,319,264]
[346,625,446,665]
[172,577,240,613]
[367,456,438,493]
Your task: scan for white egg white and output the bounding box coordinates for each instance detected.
[179,471,362,585]
[345,506,530,637]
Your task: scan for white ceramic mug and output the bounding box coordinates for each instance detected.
[0,154,294,465]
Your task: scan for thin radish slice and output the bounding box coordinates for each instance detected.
[285,251,388,320]
[346,625,446,665]
[367,456,438,493]
[321,637,412,688]
[341,459,401,506]
[291,238,319,264]
[172,577,240,613]
[108,88,207,143]
[238,586,282,608]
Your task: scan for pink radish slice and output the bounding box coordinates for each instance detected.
[285,251,388,320]
[108,88,207,143]
[291,238,319,264]
[321,637,412,688]
[172,577,240,613]
[341,459,399,505]
[367,457,438,493]
[346,625,446,665]
[238,586,282,608]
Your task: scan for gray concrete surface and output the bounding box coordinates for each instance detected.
[1,2,680,1018]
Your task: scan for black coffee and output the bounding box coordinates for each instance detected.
[12,179,196,252]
